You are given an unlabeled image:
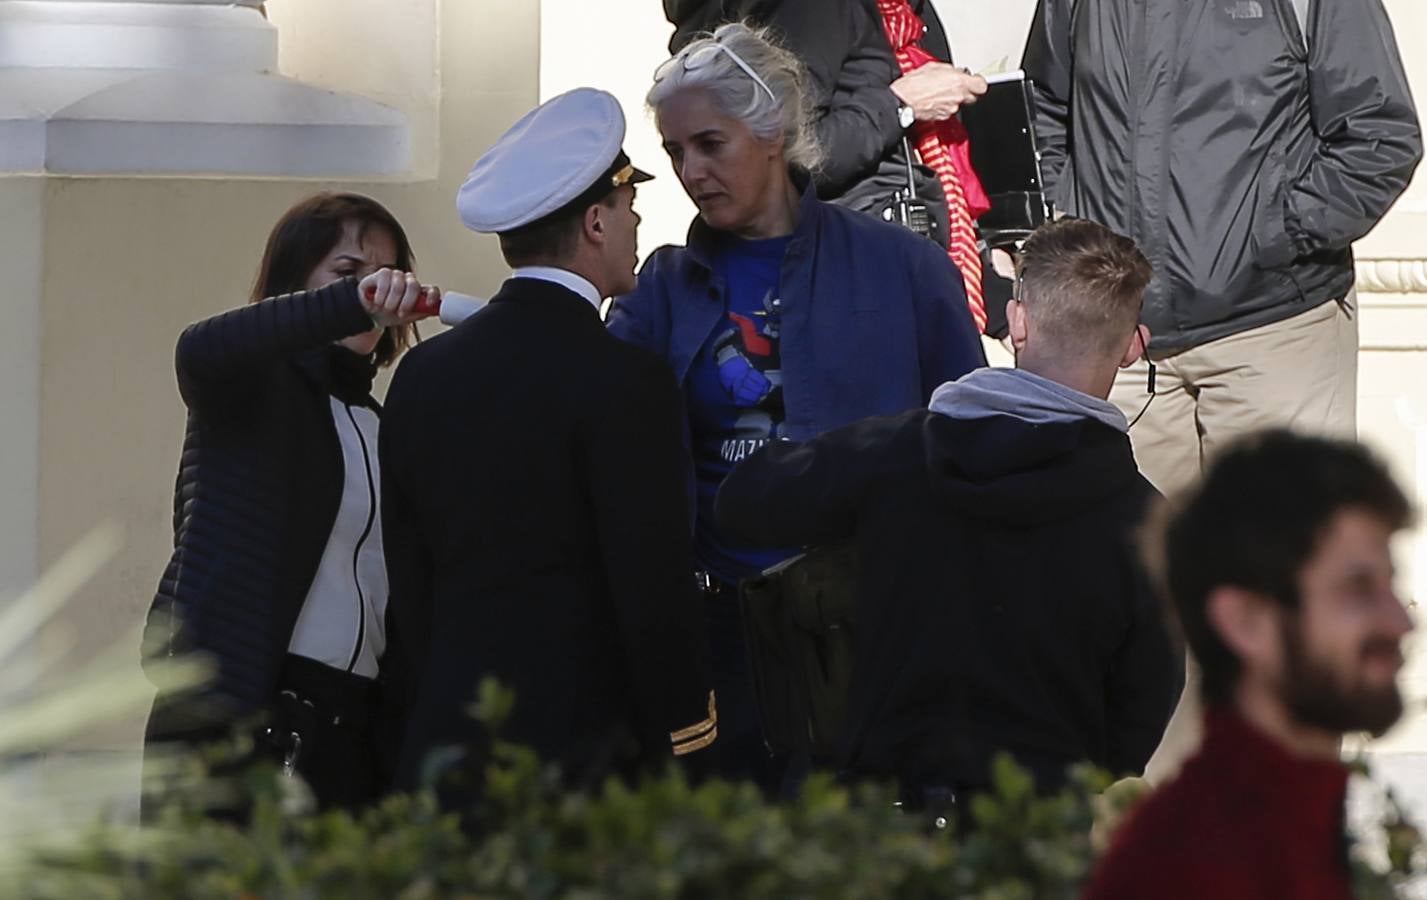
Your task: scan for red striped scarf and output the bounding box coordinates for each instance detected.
[876,0,991,332]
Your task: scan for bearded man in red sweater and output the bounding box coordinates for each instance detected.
[1085,430,1416,900]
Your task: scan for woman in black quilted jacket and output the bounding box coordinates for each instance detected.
[140,193,439,814]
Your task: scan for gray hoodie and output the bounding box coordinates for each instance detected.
[928,367,1127,433]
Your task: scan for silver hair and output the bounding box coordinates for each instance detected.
[647,21,824,172]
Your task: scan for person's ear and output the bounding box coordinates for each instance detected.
[769,134,786,161]
[1007,299,1029,353]
[1206,586,1282,679]
[584,203,606,246]
[1120,323,1151,369]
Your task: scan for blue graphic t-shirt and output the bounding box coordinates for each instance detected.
[685,234,799,584]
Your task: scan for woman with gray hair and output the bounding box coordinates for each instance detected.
[608,21,984,789]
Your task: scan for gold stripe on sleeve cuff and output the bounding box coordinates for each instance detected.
[673,726,718,756]
[670,691,718,744]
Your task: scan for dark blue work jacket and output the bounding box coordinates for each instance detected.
[608,176,986,440]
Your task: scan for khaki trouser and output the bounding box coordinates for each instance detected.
[1109,292,1359,782]
[1111,292,1359,495]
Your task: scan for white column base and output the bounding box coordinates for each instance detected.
[0,68,409,176]
[0,1,410,177]
[0,0,275,71]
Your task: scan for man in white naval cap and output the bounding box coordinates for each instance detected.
[379,88,717,804]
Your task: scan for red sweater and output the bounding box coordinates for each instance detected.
[1084,708,1352,900]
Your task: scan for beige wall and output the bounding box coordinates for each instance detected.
[266,0,442,178]
[0,179,44,600]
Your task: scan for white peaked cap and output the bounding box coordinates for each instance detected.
[456,87,651,234]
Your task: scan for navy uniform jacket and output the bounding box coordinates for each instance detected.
[380,277,717,794]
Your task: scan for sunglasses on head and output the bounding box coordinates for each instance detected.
[654,39,776,103]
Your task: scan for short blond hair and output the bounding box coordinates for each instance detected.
[1015,219,1153,358]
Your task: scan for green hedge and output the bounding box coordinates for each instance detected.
[20,753,1115,900]
[8,683,1422,899]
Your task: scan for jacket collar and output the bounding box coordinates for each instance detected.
[489,275,605,324]
[293,344,377,407]
[682,167,820,275]
[510,266,603,310]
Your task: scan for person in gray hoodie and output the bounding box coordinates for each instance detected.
[715,218,1183,801]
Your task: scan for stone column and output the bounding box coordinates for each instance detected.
[0,0,409,175]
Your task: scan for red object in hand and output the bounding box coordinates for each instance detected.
[364,283,441,316]
[413,289,442,316]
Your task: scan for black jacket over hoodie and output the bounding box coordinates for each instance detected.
[715,407,1183,792]
[665,0,951,240]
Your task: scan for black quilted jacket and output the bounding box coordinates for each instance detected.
[141,277,379,718]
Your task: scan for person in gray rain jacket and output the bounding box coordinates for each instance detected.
[1023,0,1420,495]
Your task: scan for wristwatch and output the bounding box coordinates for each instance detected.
[897,103,916,129]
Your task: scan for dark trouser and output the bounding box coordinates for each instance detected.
[897,780,964,834]
[142,654,380,820]
[261,654,379,810]
[702,578,783,794]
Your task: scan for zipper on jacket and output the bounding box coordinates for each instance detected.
[1128,0,1147,241]
[342,402,378,674]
